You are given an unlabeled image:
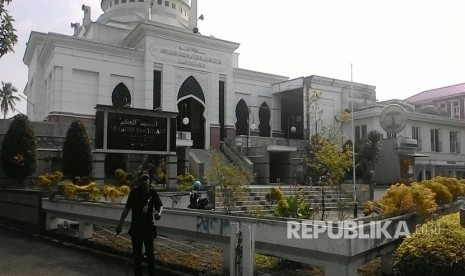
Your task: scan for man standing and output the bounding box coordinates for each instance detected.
[116,171,163,276]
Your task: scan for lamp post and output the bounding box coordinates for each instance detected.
[180,103,189,139]
[246,108,256,156]
[288,116,296,144]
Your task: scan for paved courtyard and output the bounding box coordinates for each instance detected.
[0,226,185,276]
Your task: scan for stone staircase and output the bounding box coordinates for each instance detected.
[189,148,248,180]
[214,185,355,214]
[188,149,215,179]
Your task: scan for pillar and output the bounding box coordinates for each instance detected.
[79,221,93,240]
[166,155,177,189]
[45,214,59,231]
[324,262,358,276]
[92,152,105,184]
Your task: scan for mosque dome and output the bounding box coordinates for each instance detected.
[98,0,192,29]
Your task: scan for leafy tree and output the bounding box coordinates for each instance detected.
[0,114,37,185]
[302,134,352,187]
[0,0,17,58]
[306,89,324,138]
[301,134,353,219]
[207,150,251,214]
[62,120,92,178]
[0,81,19,119]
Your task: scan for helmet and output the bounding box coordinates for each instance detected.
[193,180,201,190]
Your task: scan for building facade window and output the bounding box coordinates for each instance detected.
[153,70,162,110]
[430,128,441,152]
[157,0,162,4]
[412,126,422,150]
[355,125,367,142]
[450,131,460,153]
[452,101,460,119]
[165,1,169,6]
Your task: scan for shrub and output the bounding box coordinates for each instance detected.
[433,177,464,201]
[62,120,92,178]
[265,187,284,205]
[273,189,310,219]
[418,180,453,205]
[393,213,465,276]
[283,196,310,218]
[104,153,129,177]
[0,114,37,185]
[364,183,437,218]
[177,173,195,191]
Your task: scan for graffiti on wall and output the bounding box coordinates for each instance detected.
[196,216,230,236]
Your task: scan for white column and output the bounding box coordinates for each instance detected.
[241,223,255,275]
[79,221,93,240]
[229,222,239,276]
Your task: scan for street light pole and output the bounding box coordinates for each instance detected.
[246,108,256,156]
[287,116,296,144]
[351,64,357,218]
[180,103,189,139]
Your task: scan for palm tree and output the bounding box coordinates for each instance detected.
[355,130,383,183]
[0,81,19,119]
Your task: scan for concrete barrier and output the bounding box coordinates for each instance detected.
[41,198,464,276]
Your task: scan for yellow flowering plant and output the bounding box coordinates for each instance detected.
[38,171,63,192]
[102,184,131,204]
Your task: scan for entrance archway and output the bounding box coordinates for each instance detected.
[177,76,205,149]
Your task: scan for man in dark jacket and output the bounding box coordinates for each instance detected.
[116,171,163,276]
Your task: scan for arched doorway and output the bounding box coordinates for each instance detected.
[177,76,205,149]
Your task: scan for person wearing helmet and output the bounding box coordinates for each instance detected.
[193,180,201,190]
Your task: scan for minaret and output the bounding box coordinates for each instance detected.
[188,0,198,33]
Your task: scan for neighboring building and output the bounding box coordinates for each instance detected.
[405,83,465,119]
[353,98,465,185]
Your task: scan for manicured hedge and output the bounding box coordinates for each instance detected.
[393,213,465,276]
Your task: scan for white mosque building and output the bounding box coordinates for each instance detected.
[20,0,465,187]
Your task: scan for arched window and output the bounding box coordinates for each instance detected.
[258,102,271,137]
[235,99,249,135]
[111,82,131,108]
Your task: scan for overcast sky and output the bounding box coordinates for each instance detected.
[1,0,464,117]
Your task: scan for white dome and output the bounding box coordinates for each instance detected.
[98,0,191,29]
